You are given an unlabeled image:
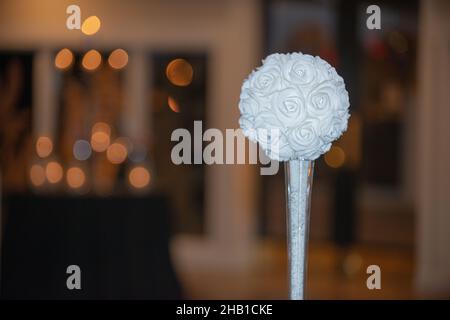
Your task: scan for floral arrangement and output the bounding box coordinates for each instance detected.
[239,52,350,161]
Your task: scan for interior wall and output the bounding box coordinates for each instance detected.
[416,0,450,297]
[0,0,263,267]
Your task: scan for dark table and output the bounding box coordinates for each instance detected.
[1,193,182,299]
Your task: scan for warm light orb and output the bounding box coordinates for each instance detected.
[66,167,86,189]
[91,132,110,152]
[30,164,46,187]
[106,142,128,164]
[81,16,101,36]
[108,49,129,70]
[92,122,111,135]
[55,48,74,70]
[166,58,194,86]
[46,161,63,184]
[82,49,102,71]
[129,166,150,189]
[324,146,346,169]
[90,122,111,152]
[167,96,180,113]
[36,136,53,158]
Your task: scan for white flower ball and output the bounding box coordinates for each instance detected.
[239,52,350,161]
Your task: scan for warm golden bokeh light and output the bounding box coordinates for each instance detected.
[129,166,150,189]
[46,161,63,184]
[91,122,111,152]
[30,164,46,187]
[81,16,101,36]
[91,132,110,152]
[82,49,102,71]
[36,136,53,158]
[324,146,346,169]
[166,58,194,86]
[167,96,180,113]
[108,49,129,70]
[55,48,74,70]
[66,167,86,189]
[106,142,128,164]
[92,122,111,135]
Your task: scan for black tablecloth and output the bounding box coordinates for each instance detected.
[1,194,182,299]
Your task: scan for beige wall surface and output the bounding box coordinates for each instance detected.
[0,0,263,267]
[416,0,450,297]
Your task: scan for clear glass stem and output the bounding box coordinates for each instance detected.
[284,160,314,300]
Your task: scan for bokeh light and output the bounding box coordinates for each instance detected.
[66,167,86,189]
[81,16,101,36]
[167,96,180,113]
[82,49,102,71]
[55,48,74,70]
[108,49,129,70]
[106,141,128,164]
[73,139,92,161]
[36,136,53,158]
[30,164,46,187]
[92,122,111,135]
[324,146,346,169]
[46,161,63,184]
[91,132,110,152]
[128,166,150,189]
[166,58,194,86]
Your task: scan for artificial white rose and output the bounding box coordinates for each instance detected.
[287,121,321,158]
[248,64,283,96]
[238,93,260,118]
[307,82,338,118]
[272,88,306,128]
[239,115,257,142]
[284,54,317,86]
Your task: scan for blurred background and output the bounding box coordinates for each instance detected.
[0,0,449,299]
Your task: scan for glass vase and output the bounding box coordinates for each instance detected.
[284,159,314,300]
